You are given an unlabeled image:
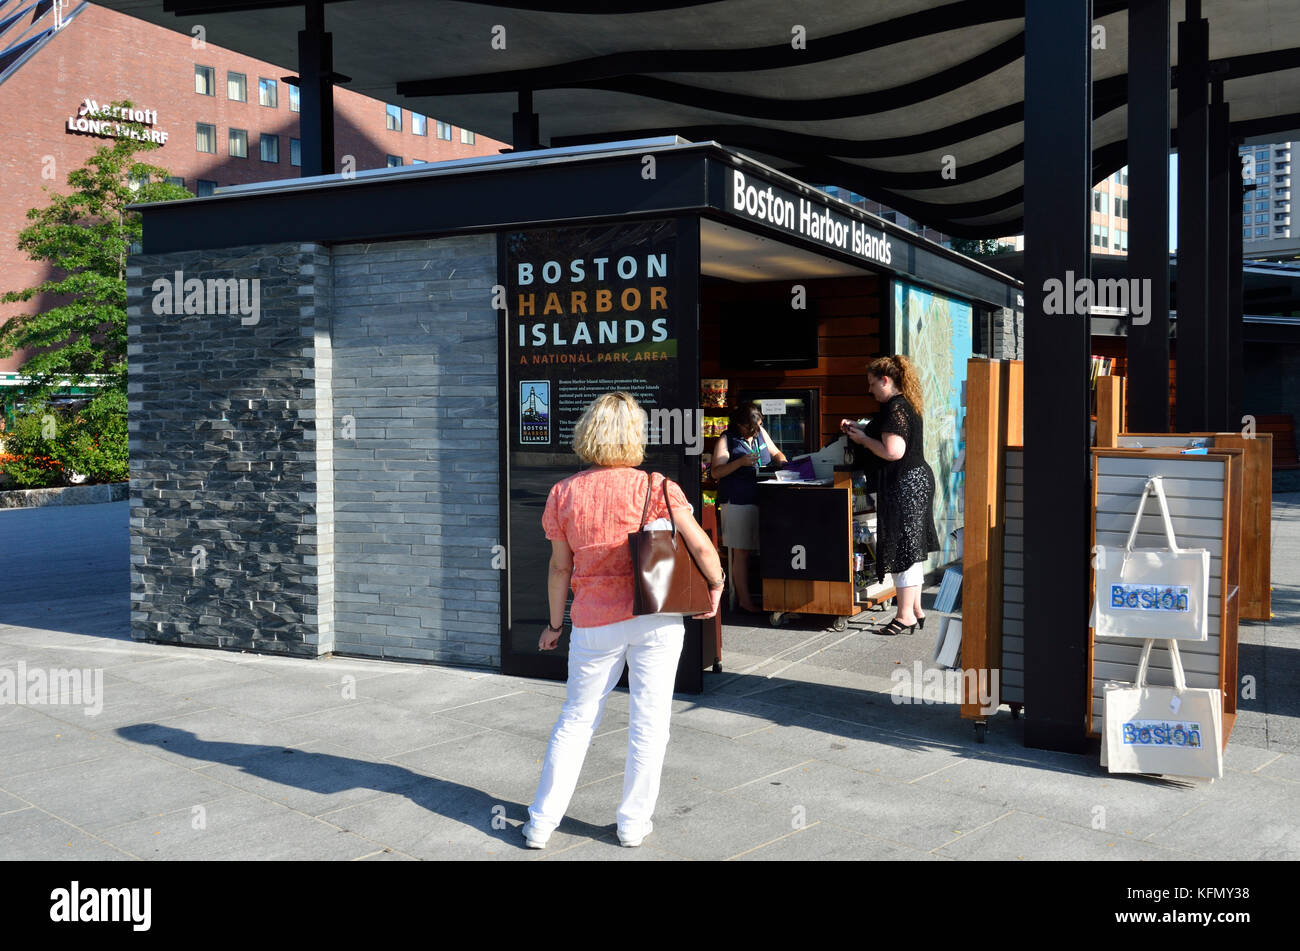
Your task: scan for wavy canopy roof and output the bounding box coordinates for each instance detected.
[99,0,1300,237]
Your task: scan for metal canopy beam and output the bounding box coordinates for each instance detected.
[1022,0,1092,753]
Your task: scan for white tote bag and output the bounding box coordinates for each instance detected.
[1102,638,1223,780]
[1090,476,1210,641]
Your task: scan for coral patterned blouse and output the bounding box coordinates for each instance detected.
[542,466,694,628]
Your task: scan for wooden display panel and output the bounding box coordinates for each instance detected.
[1117,432,1272,621]
[960,358,1020,720]
[1087,449,1243,750]
[1096,375,1125,448]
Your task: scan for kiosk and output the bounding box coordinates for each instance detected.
[126,137,1021,693]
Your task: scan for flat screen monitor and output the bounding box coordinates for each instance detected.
[719,300,819,370]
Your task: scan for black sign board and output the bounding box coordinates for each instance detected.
[499,218,702,690]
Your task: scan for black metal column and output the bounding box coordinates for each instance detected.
[1126,0,1172,432]
[513,89,541,151]
[1176,0,1210,431]
[298,0,335,177]
[1228,149,1245,428]
[1207,80,1232,430]
[1023,0,1092,753]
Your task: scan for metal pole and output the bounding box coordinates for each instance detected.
[1176,0,1210,430]
[1126,0,1172,432]
[1207,79,1231,430]
[298,0,335,177]
[1023,0,1093,753]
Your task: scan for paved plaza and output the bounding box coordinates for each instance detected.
[1,496,1297,861]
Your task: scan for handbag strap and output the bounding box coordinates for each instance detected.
[637,471,680,536]
[1134,637,1188,694]
[1124,476,1182,553]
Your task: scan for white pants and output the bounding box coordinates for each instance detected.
[528,613,685,841]
[895,561,925,588]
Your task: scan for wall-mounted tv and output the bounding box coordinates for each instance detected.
[719,299,820,370]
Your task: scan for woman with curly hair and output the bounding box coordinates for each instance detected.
[839,354,940,636]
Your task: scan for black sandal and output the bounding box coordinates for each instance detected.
[877,617,917,636]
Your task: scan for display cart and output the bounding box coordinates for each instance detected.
[756,467,895,629]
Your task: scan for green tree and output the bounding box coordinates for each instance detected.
[950,237,1009,259]
[0,101,190,404]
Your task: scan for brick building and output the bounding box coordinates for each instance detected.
[0,0,505,374]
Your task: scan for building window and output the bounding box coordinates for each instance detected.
[1112,167,1128,186]
[165,175,185,189]
[1256,213,1269,223]
[1256,162,1270,174]
[1258,189,1270,199]
[460,127,475,145]
[1243,227,1252,240]
[1115,230,1128,252]
[258,78,278,108]
[385,104,402,131]
[1257,150,1270,161]
[1113,197,1128,218]
[1093,190,1103,212]
[411,158,426,164]
[197,180,217,197]
[227,71,246,101]
[289,84,300,113]
[1256,175,1270,185]
[412,112,427,136]
[260,134,279,163]
[228,128,248,158]
[386,155,403,167]
[1256,226,1269,236]
[290,137,301,167]
[435,120,452,140]
[196,122,216,153]
[1257,201,1269,211]
[1091,224,1109,248]
[195,64,215,95]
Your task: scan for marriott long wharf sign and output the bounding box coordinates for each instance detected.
[727,169,893,267]
[66,99,168,144]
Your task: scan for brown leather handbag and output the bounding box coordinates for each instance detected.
[629,471,712,616]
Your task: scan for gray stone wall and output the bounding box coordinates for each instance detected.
[981,305,1024,360]
[127,243,334,656]
[330,235,500,666]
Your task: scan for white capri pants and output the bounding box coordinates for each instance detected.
[894,561,925,588]
[528,612,685,841]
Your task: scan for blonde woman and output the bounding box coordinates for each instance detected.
[840,354,940,636]
[523,391,724,850]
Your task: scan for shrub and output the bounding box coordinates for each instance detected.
[0,391,127,488]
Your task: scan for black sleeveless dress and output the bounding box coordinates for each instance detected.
[865,394,940,583]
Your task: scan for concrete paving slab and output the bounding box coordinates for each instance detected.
[1256,752,1300,782]
[0,719,123,781]
[342,668,527,715]
[607,790,805,861]
[733,820,946,861]
[935,810,1196,860]
[0,808,136,861]
[540,837,682,860]
[314,787,554,860]
[388,728,626,806]
[1144,770,1300,860]
[188,738,430,817]
[176,677,382,722]
[278,699,489,758]
[910,749,1217,841]
[0,752,231,835]
[96,791,382,861]
[112,707,333,770]
[655,723,814,794]
[434,689,629,744]
[727,759,1011,853]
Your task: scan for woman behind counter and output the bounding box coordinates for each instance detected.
[710,402,787,613]
[840,355,939,636]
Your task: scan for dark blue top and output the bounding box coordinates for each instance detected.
[716,429,772,506]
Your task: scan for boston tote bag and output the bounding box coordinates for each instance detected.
[1102,638,1223,780]
[628,471,712,616]
[1090,476,1210,641]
